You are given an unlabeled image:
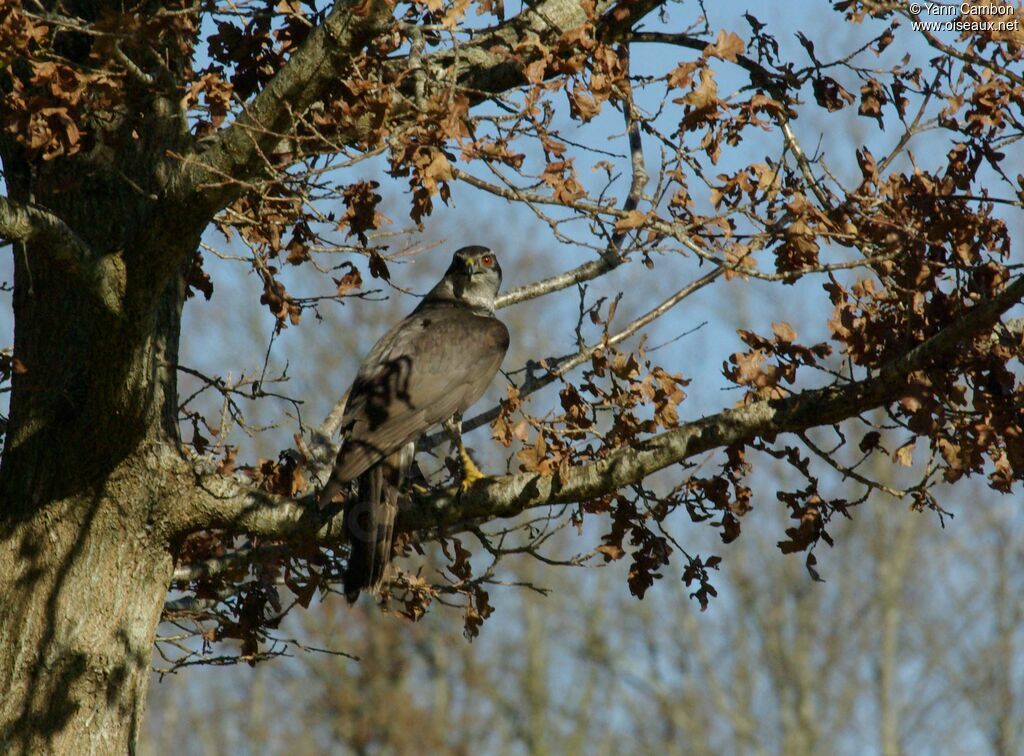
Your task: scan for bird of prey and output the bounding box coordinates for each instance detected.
[318,246,509,602]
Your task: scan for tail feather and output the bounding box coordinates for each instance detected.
[317,472,345,511]
[342,467,397,602]
[341,443,413,603]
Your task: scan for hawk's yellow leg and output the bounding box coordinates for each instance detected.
[444,415,487,491]
[458,441,486,491]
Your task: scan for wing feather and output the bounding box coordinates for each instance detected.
[331,305,508,483]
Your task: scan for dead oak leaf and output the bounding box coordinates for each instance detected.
[614,209,648,232]
[893,440,915,467]
[704,30,745,62]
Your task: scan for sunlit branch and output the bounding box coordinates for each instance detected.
[174,277,1024,549]
[0,195,123,317]
[495,93,649,306]
[602,60,649,263]
[173,0,393,217]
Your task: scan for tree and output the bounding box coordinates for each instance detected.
[1,0,1022,750]
[141,471,1024,754]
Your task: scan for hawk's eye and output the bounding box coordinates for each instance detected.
[481,254,496,268]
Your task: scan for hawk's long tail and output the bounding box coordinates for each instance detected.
[342,444,413,603]
[343,466,397,602]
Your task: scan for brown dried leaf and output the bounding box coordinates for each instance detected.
[704,30,745,62]
[893,440,915,467]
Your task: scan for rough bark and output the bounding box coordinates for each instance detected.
[0,0,1021,750]
[0,232,189,752]
[0,460,179,753]
[0,68,196,753]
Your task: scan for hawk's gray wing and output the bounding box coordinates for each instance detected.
[320,303,507,601]
[325,304,509,491]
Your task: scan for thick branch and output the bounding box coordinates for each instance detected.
[0,195,92,265]
[393,0,665,108]
[177,0,665,214]
[0,195,124,317]
[174,0,393,216]
[175,276,1024,544]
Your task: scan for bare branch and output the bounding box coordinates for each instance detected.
[174,276,1024,545]
[0,195,124,317]
[449,266,723,441]
[495,89,649,306]
[0,195,92,264]
[495,256,622,309]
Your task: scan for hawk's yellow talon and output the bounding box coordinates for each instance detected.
[459,442,487,490]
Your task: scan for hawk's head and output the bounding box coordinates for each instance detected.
[426,245,503,312]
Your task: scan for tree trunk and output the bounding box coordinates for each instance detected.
[0,486,174,753]
[0,158,191,750]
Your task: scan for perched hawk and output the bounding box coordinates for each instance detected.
[319,246,509,602]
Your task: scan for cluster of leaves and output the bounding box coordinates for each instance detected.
[578,449,745,605]
[144,0,1024,659]
[168,529,333,667]
[492,340,689,479]
[488,305,702,603]
[725,321,832,402]
[1,1,197,161]
[167,450,330,665]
